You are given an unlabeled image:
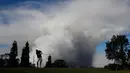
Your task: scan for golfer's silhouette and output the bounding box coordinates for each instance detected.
[36,49,42,68]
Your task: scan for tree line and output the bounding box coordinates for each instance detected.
[0,41,31,68]
[0,41,68,68]
[1,34,130,70]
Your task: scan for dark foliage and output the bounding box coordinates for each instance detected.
[0,55,5,68]
[104,64,124,71]
[45,55,52,68]
[53,59,68,68]
[105,35,130,65]
[8,41,19,67]
[20,41,30,67]
[0,41,35,68]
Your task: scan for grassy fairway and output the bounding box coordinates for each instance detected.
[0,68,130,73]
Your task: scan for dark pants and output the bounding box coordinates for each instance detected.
[37,57,42,68]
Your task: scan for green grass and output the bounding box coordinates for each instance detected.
[0,68,130,73]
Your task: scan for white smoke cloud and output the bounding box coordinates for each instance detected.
[30,0,130,67]
[0,0,130,67]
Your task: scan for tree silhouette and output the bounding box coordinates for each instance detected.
[45,54,52,68]
[20,41,30,67]
[0,54,5,67]
[53,59,68,68]
[9,41,18,67]
[0,53,10,67]
[127,50,130,64]
[105,35,129,65]
[21,47,25,67]
[3,53,10,67]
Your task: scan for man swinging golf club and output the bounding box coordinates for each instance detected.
[36,49,42,68]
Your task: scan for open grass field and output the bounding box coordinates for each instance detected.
[0,68,130,73]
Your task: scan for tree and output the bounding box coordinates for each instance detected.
[53,59,68,68]
[21,47,25,67]
[9,41,18,67]
[127,50,130,64]
[105,35,129,66]
[45,54,52,68]
[0,54,5,68]
[20,41,30,67]
[3,53,10,67]
[0,53,10,68]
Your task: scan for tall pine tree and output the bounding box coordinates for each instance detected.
[9,41,18,67]
[21,41,30,67]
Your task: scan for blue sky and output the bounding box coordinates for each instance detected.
[0,0,68,10]
[0,44,9,48]
[0,0,63,5]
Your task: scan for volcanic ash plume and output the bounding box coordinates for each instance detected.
[29,0,130,67]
